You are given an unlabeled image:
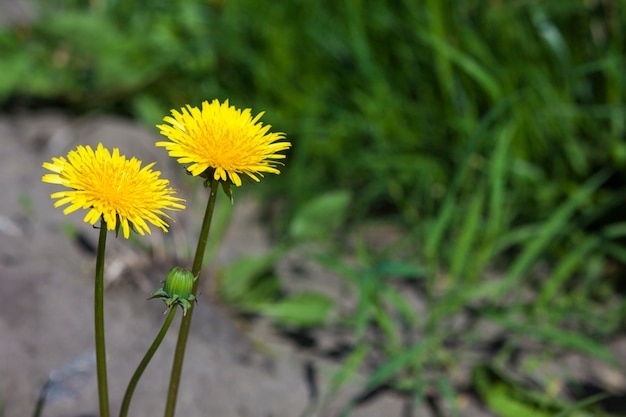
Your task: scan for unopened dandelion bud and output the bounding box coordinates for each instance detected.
[150,267,197,315]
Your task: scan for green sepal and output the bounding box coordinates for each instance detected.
[220,181,234,204]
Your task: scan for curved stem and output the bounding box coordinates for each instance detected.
[31,379,52,417]
[119,307,178,417]
[164,178,220,417]
[95,218,110,417]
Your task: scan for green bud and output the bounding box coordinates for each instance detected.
[150,266,197,316]
[163,266,195,300]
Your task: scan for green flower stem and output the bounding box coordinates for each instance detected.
[95,218,110,417]
[119,306,177,417]
[164,178,220,417]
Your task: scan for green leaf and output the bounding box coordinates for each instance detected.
[473,366,557,417]
[473,365,596,417]
[289,190,351,241]
[258,292,334,327]
[373,261,427,280]
[217,251,282,307]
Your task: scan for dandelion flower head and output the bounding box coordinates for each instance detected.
[156,99,291,186]
[42,143,186,239]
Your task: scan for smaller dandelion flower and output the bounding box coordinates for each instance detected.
[156,99,291,187]
[42,143,186,239]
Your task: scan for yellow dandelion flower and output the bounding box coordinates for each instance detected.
[156,99,291,187]
[42,143,186,239]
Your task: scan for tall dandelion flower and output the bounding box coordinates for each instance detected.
[42,143,186,239]
[156,99,291,187]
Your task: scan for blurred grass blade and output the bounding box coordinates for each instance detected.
[473,123,515,278]
[531,6,570,65]
[259,292,333,328]
[354,271,378,341]
[450,190,484,281]
[472,170,610,299]
[289,190,351,242]
[473,365,557,417]
[372,302,401,353]
[418,31,502,102]
[217,251,282,304]
[383,286,420,327]
[322,344,370,417]
[436,377,462,417]
[486,123,514,241]
[425,100,515,267]
[423,0,454,100]
[374,261,427,280]
[537,236,599,308]
[602,241,626,264]
[425,195,455,263]
[362,338,435,391]
[553,392,611,417]
[339,338,436,417]
[602,222,626,239]
[485,313,617,365]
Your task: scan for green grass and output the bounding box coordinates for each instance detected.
[3,0,626,415]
